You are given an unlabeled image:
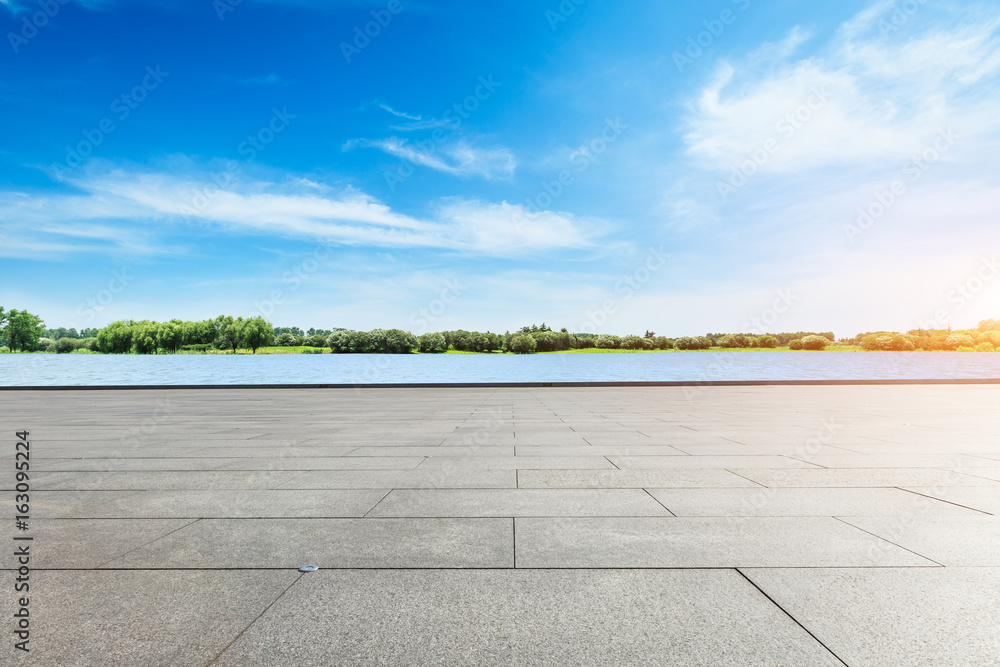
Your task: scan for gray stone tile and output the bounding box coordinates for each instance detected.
[367,489,671,517]
[348,446,515,456]
[67,489,389,518]
[795,454,1000,468]
[213,456,424,470]
[945,467,1000,482]
[104,518,514,568]
[517,469,760,488]
[647,487,984,517]
[743,567,1000,667]
[30,457,243,471]
[513,444,688,456]
[515,517,938,568]
[0,570,298,667]
[609,455,820,469]
[18,490,143,518]
[191,446,359,457]
[17,518,193,568]
[838,515,1000,565]
[24,470,307,490]
[729,468,1000,487]
[276,469,517,489]
[212,569,841,666]
[902,486,1000,514]
[418,455,614,469]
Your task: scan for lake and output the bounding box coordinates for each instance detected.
[2,351,1000,386]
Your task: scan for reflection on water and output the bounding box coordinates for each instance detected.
[2,351,1000,386]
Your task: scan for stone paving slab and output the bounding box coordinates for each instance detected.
[838,515,1000,565]
[516,468,761,488]
[0,570,299,667]
[646,487,986,517]
[2,384,998,665]
[11,518,194,568]
[103,518,515,569]
[366,488,672,517]
[65,489,390,519]
[275,469,517,489]
[515,517,939,568]
[211,569,843,667]
[742,567,1000,667]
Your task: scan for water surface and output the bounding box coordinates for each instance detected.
[2,351,1000,386]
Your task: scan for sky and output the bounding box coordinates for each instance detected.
[2,0,999,338]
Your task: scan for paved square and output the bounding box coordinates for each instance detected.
[1,384,998,665]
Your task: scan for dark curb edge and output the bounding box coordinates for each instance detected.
[2,379,1000,390]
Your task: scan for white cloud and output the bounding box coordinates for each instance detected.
[354,137,516,179]
[0,163,606,258]
[683,11,1000,174]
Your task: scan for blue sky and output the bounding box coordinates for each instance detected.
[2,0,999,337]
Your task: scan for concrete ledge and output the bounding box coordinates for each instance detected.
[3,378,1000,390]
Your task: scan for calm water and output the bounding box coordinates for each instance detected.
[2,351,1000,386]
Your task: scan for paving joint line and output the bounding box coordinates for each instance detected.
[205,572,305,666]
[735,568,851,667]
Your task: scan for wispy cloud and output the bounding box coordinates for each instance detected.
[683,11,1000,174]
[0,162,605,258]
[349,137,516,179]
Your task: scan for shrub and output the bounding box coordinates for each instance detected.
[620,335,645,350]
[275,333,297,346]
[304,334,327,347]
[944,333,976,351]
[37,337,54,352]
[975,342,995,352]
[54,337,76,354]
[800,335,829,350]
[977,330,1000,346]
[653,336,673,350]
[368,328,417,354]
[418,332,448,353]
[596,334,622,349]
[82,338,99,351]
[532,331,560,352]
[575,336,596,349]
[861,333,915,351]
[788,339,803,350]
[756,335,778,348]
[509,334,537,354]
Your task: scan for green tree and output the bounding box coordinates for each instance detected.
[97,321,134,354]
[509,333,537,354]
[156,322,183,353]
[800,335,829,350]
[596,334,622,349]
[4,309,45,352]
[240,317,274,354]
[132,322,158,354]
[214,315,240,353]
[418,332,448,353]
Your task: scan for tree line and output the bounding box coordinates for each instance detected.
[4,305,1000,354]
